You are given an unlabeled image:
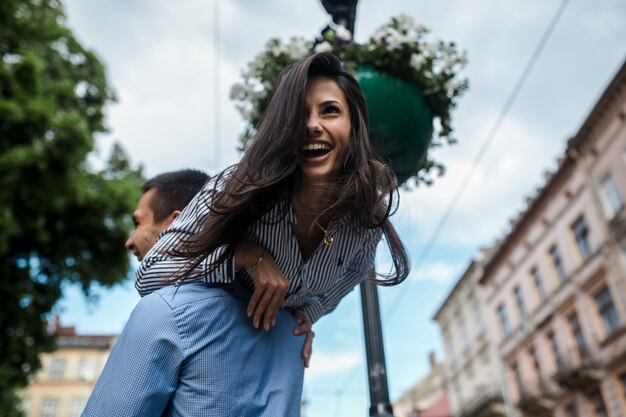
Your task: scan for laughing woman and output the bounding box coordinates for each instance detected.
[137,51,409,372]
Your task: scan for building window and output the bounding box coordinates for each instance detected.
[549,245,567,282]
[48,358,65,380]
[571,215,591,260]
[569,312,587,358]
[594,286,621,335]
[20,398,31,415]
[458,311,470,348]
[498,304,511,337]
[473,300,484,333]
[41,399,58,417]
[531,267,547,301]
[529,346,541,375]
[590,389,608,417]
[600,173,624,218]
[547,331,562,365]
[444,331,456,363]
[77,357,95,381]
[511,362,522,398]
[70,398,87,417]
[566,402,578,417]
[514,286,527,318]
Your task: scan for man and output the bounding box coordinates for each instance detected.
[125,169,209,261]
[83,170,307,417]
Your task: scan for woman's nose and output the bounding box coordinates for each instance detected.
[306,116,322,137]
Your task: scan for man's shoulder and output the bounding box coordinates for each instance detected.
[147,283,236,310]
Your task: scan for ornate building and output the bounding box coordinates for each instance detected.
[433,248,509,417]
[393,352,451,417]
[20,318,116,417]
[480,60,626,417]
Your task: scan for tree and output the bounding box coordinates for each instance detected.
[0,1,143,414]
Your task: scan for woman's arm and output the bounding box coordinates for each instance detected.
[135,173,235,296]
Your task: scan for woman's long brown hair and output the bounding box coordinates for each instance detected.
[173,52,410,285]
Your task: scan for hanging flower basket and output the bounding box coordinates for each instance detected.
[355,66,433,185]
[230,15,468,186]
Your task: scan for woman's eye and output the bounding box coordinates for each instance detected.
[323,105,341,114]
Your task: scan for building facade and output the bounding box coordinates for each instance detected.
[433,248,509,417]
[480,60,626,417]
[20,319,116,417]
[393,352,451,417]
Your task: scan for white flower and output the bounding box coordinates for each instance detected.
[410,53,426,70]
[457,51,468,68]
[371,27,388,43]
[269,42,285,57]
[413,23,427,34]
[445,78,460,91]
[423,40,440,57]
[335,25,352,41]
[230,83,246,101]
[286,38,309,59]
[384,28,413,51]
[314,41,333,53]
[395,14,415,32]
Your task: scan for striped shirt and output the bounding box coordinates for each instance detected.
[136,168,381,324]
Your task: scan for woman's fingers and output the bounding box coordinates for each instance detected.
[248,269,289,329]
[302,329,315,368]
[291,310,315,367]
[263,288,287,330]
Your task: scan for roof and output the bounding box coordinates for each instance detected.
[418,392,451,417]
[480,58,626,284]
[432,247,494,321]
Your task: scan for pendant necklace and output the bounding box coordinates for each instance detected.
[315,221,334,247]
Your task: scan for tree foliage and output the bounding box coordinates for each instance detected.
[0,0,143,414]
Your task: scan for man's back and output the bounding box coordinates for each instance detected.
[83,283,305,417]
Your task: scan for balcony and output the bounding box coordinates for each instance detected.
[458,387,505,417]
[554,352,603,392]
[516,378,558,416]
[609,214,626,249]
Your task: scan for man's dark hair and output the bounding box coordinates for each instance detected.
[141,169,209,223]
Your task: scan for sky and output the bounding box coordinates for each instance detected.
[54,0,626,416]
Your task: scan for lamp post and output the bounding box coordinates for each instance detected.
[321,2,395,416]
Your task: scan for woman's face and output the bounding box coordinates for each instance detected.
[297,76,352,184]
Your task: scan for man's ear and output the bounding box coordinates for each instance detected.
[169,210,182,221]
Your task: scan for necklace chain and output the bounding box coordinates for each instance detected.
[292,195,334,247]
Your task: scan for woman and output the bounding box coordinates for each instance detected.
[136,52,409,365]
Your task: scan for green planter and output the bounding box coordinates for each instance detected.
[355,67,434,186]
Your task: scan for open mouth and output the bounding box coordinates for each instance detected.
[301,142,332,159]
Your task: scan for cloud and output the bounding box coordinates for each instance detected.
[305,351,363,382]
[410,261,459,284]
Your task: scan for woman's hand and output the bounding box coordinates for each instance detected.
[236,243,290,331]
[292,309,315,368]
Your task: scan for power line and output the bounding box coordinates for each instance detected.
[213,0,221,169]
[326,0,572,402]
[384,0,571,321]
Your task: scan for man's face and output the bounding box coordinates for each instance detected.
[125,189,171,261]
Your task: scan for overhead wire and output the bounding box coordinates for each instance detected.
[325,0,573,402]
[384,0,571,321]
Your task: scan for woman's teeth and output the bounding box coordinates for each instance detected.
[301,143,331,158]
[301,143,331,151]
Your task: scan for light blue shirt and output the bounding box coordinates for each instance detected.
[83,283,305,417]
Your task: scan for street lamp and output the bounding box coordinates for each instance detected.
[321,2,396,416]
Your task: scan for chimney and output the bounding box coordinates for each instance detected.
[429,351,437,370]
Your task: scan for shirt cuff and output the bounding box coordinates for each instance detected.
[299,297,325,324]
